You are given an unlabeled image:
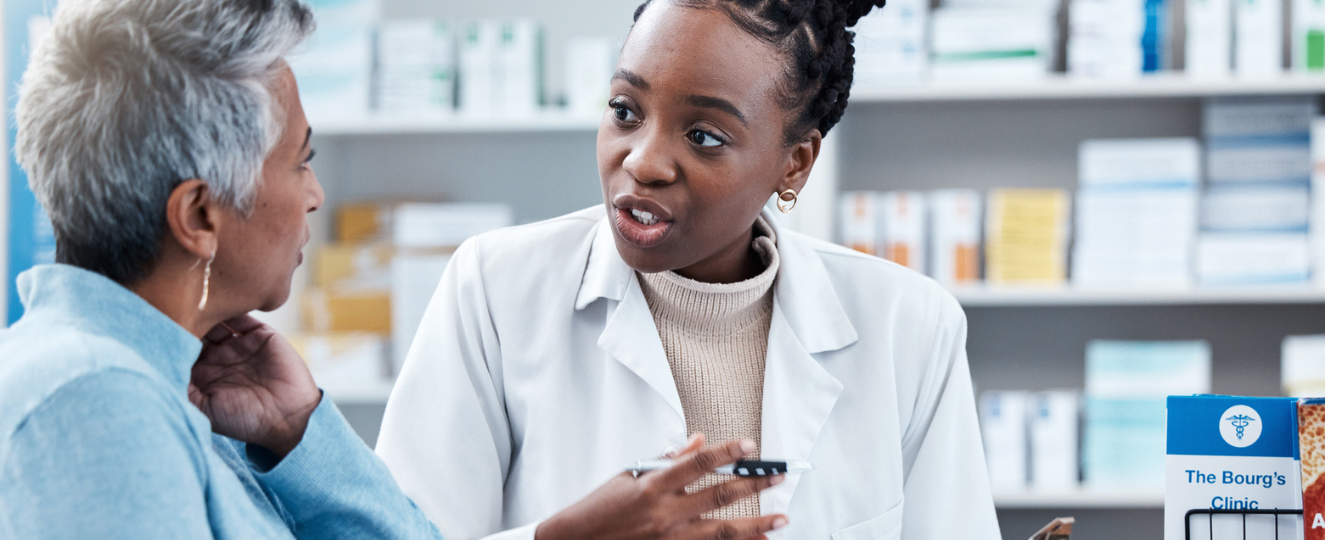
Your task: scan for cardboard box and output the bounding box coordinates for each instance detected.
[303,287,391,333]
[1165,395,1302,540]
[839,191,881,256]
[980,391,1029,493]
[928,189,982,285]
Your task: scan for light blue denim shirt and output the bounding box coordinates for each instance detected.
[0,264,444,539]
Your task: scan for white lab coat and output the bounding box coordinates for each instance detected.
[376,206,1001,540]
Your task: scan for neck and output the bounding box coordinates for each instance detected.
[129,257,224,338]
[674,226,765,284]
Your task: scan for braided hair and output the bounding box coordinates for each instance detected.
[632,0,887,143]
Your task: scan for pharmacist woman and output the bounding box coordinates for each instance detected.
[376,1,1002,539]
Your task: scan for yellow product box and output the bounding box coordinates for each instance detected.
[314,242,394,288]
[302,287,391,333]
[985,189,1069,286]
[336,201,398,243]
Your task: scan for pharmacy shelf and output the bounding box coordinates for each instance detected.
[994,489,1165,509]
[323,381,395,405]
[308,75,1325,136]
[950,285,1325,307]
[314,111,602,136]
[852,73,1325,103]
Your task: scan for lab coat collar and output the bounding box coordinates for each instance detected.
[575,208,859,355]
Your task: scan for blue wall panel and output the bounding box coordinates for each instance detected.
[5,0,58,325]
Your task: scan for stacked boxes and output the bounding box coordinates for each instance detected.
[375,20,456,115]
[985,189,1071,286]
[1294,0,1325,72]
[564,37,616,116]
[979,391,1030,493]
[1070,0,1168,78]
[1199,98,1316,285]
[1185,0,1233,77]
[929,7,1055,82]
[928,189,983,286]
[1083,340,1210,489]
[852,0,928,87]
[1073,138,1200,287]
[978,390,1083,494]
[837,191,927,274]
[1235,0,1283,77]
[291,0,380,121]
[300,202,512,382]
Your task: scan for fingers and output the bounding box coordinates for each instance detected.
[688,514,788,540]
[653,439,755,492]
[666,433,706,459]
[681,474,783,517]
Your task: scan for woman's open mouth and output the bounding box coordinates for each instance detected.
[613,205,674,248]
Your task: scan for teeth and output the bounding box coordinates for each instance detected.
[631,209,658,226]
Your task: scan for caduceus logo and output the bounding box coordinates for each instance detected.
[1219,405,1263,448]
[1226,414,1256,440]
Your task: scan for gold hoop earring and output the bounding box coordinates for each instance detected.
[198,250,215,311]
[777,189,798,213]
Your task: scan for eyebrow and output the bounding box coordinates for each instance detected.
[685,94,747,127]
[301,127,312,152]
[612,68,650,91]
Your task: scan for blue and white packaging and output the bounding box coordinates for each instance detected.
[1165,395,1303,540]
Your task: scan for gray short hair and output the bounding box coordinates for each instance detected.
[14,0,314,284]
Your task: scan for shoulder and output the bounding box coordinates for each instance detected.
[0,326,193,453]
[452,206,606,282]
[467,206,604,260]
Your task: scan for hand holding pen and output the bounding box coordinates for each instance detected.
[535,434,790,540]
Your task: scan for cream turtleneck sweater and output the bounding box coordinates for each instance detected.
[637,216,779,520]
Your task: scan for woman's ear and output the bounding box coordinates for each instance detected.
[780,128,822,194]
[165,179,219,259]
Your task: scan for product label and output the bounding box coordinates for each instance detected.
[1299,399,1325,538]
[1165,396,1303,540]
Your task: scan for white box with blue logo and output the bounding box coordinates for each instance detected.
[1166,395,1302,540]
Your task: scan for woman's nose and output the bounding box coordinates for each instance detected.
[620,129,678,186]
[309,172,326,213]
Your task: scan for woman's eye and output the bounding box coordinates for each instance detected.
[612,104,638,123]
[688,129,724,148]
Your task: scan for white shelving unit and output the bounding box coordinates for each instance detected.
[312,75,1325,136]
[951,286,1325,307]
[317,111,602,136]
[993,489,1165,509]
[853,73,1325,102]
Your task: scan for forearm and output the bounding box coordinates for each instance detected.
[248,395,443,540]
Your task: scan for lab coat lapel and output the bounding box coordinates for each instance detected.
[597,276,686,421]
[759,210,856,522]
[579,217,686,421]
[759,302,844,521]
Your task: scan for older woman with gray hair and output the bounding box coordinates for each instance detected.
[0,0,785,538]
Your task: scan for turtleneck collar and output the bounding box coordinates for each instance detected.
[637,216,780,336]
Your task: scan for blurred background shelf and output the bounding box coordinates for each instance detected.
[853,74,1325,102]
[324,382,395,405]
[993,489,1165,509]
[951,286,1325,307]
[311,76,1325,137]
[316,111,602,136]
